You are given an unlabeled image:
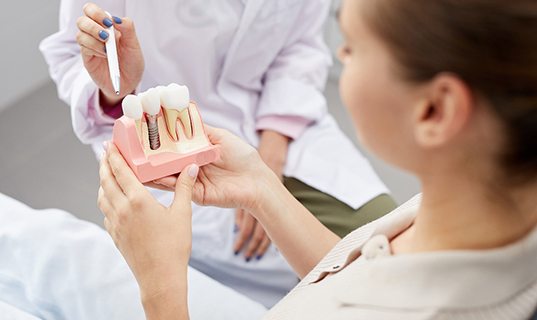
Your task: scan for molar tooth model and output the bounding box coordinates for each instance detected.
[112,83,220,183]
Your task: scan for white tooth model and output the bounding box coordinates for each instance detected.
[161,83,192,140]
[121,94,143,139]
[113,83,219,183]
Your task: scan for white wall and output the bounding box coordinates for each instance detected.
[0,0,61,111]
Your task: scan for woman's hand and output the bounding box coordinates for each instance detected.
[98,142,198,302]
[233,130,290,261]
[76,2,144,107]
[150,126,279,213]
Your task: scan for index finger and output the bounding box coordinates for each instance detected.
[106,142,146,197]
[83,2,110,28]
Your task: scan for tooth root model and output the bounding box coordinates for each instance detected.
[161,83,191,140]
[140,88,162,150]
[111,83,220,183]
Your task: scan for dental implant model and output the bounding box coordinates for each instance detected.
[140,88,161,150]
[112,83,220,183]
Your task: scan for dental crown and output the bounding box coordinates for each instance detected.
[121,94,143,120]
[161,83,190,111]
[140,88,161,116]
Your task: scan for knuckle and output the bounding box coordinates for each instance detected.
[246,246,256,255]
[253,233,264,242]
[127,192,143,207]
[76,16,84,28]
[100,177,110,190]
[116,204,131,222]
[242,226,253,236]
[97,196,104,210]
[179,178,192,190]
[237,233,249,243]
[116,209,129,225]
[110,163,120,177]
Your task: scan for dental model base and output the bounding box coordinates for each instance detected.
[112,83,220,183]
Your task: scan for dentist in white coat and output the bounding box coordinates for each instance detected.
[40,0,394,308]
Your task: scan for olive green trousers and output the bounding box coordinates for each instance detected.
[284,177,397,238]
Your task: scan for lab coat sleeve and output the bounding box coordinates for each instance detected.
[255,115,311,140]
[255,0,332,140]
[39,0,125,145]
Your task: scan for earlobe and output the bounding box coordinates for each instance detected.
[413,74,473,149]
[413,100,443,148]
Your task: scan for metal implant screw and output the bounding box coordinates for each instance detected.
[146,114,161,150]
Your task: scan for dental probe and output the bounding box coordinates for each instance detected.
[105,11,120,95]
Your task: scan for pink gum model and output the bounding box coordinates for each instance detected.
[112,102,220,183]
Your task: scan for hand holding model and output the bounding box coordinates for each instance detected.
[76,2,144,107]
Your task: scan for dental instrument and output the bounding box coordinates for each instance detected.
[105,12,120,95]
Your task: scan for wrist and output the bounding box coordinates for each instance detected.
[140,270,189,320]
[100,90,124,107]
[139,264,188,303]
[259,130,290,146]
[259,130,289,170]
[250,167,288,219]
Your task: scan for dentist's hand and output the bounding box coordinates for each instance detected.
[98,142,197,300]
[76,2,144,108]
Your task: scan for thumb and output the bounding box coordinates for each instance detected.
[171,164,199,210]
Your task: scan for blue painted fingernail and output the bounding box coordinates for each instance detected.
[245,257,251,262]
[103,17,113,27]
[99,30,109,40]
[256,255,262,260]
[112,16,122,24]
[234,251,239,256]
[233,224,239,233]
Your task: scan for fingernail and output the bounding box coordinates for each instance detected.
[103,17,113,28]
[256,255,262,260]
[99,30,109,40]
[112,16,122,24]
[245,257,251,262]
[233,224,239,233]
[234,250,239,256]
[188,164,199,178]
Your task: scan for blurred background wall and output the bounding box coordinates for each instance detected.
[0,1,419,226]
[0,0,61,111]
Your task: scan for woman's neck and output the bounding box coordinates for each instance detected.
[392,172,537,254]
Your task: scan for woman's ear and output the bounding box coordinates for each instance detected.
[413,74,473,148]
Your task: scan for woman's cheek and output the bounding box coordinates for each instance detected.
[339,67,355,112]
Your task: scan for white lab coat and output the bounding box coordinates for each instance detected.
[40,0,388,307]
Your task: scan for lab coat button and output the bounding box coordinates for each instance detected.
[362,235,391,260]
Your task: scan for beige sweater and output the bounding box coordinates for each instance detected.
[264,195,537,319]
